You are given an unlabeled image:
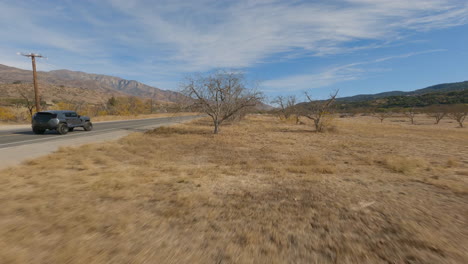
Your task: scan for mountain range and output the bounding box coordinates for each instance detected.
[1,63,466,109]
[337,81,468,102]
[0,64,181,103]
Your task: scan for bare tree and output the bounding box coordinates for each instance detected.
[226,104,255,122]
[300,90,339,132]
[16,86,35,119]
[372,108,392,123]
[425,105,447,124]
[64,95,86,113]
[181,70,263,134]
[271,95,299,123]
[403,107,417,124]
[447,104,467,128]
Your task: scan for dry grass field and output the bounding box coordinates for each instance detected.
[0,114,467,263]
[91,112,199,122]
[0,112,198,126]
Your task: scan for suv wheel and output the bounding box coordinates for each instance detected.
[83,121,93,131]
[57,123,69,135]
[32,127,45,134]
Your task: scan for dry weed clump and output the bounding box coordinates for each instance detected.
[145,125,208,136]
[0,115,467,263]
[319,116,338,133]
[291,155,335,174]
[377,155,428,174]
[446,158,460,168]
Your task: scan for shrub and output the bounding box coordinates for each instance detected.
[0,107,17,122]
[377,155,427,174]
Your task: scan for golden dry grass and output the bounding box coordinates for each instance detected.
[0,114,467,263]
[0,112,199,125]
[91,112,200,122]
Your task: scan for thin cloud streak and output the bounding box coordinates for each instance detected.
[106,0,467,71]
[0,0,467,91]
[263,50,446,92]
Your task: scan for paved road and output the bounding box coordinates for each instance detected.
[0,115,200,149]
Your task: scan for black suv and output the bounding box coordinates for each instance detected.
[32,110,93,135]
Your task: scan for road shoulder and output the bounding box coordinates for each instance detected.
[0,118,195,170]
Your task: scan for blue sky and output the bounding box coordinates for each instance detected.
[1,0,467,100]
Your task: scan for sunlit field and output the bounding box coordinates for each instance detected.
[0,115,466,263]
[0,111,199,125]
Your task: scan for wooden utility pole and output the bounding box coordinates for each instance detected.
[150,98,153,114]
[19,53,44,112]
[150,90,157,114]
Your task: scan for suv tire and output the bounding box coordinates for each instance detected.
[57,123,69,135]
[32,127,45,134]
[83,121,93,131]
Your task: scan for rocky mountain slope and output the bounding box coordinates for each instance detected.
[0,83,128,105]
[0,64,181,102]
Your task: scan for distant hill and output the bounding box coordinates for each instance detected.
[0,83,128,105]
[340,89,467,109]
[337,81,468,102]
[295,81,468,111]
[0,64,182,103]
[332,89,468,111]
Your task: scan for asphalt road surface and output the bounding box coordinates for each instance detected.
[0,115,200,149]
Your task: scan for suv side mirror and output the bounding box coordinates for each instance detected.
[78,115,81,118]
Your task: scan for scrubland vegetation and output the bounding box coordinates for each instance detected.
[365,105,468,127]
[0,95,185,124]
[0,114,467,263]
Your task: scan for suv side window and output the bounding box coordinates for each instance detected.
[70,112,78,117]
[64,112,72,117]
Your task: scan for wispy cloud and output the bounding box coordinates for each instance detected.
[0,2,96,53]
[263,49,446,91]
[105,0,467,71]
[0,0,466,90]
